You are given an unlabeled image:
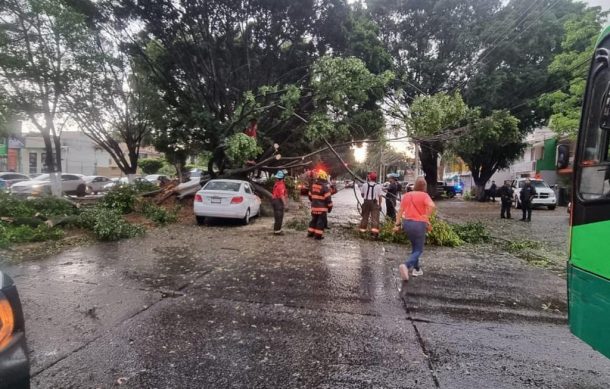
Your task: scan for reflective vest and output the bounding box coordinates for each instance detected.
[309,180,333,214]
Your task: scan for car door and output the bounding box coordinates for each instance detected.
[243,183,258,214]
[61,175,80,192]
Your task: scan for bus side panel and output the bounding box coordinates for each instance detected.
[571,220,610,280]
[568,265,610,359]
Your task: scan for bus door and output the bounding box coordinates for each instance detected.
[569,26,610,359]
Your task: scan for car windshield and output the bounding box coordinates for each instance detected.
[530,181,549,188]
[204,181,241,192]
[33,174,50,181]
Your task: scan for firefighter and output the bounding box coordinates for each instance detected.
[359,171,383,238]
[307,170,333,240]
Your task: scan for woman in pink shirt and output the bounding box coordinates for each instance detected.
[394,177,436,281]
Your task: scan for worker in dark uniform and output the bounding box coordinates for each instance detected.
[384,173,401,221]
[489,181,497,202]
[520,179,537,222]
[359,172,383,238]
[307,170,333,240]
[497,180,514,219]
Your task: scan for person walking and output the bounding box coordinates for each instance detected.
[307,170,333,240]
[271,171,288,235]
[359,172,383,238]
[384,173,401,222]
[497,180,514,219]
[489,181,497,202]
[394,177,436,281]
[520,179,537,222]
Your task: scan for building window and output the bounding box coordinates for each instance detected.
[29,153,37,174]
[41,152,49,173]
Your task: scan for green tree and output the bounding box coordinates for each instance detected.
[116,0,392,174]
[138,159,164,175]
[452,110,524,200]
[407,92,470,196]
[464,0,589,131]
[539,7,607,139]
[368,0,500,98]
[0,0,91,194]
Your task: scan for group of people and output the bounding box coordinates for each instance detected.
[497,179,537,222]
[271,169,436,282]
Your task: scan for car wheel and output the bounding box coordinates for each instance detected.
[196,216,206,225]
[242,208,251,225]
[76,183,87,197]
[548,205,556,210]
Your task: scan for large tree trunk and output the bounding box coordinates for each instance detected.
[418,141,439,198]
[42,132,62,196]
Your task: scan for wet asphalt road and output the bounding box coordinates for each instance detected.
[3,190,610,388]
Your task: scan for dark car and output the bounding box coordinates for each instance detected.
[0,272,29,388]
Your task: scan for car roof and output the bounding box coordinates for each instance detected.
[207,179,248,184]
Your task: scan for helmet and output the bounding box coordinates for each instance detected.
[368,172,377,181]
[316,170,329,181]
[275,171,285,179]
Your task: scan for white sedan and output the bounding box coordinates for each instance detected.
[193,179,261,225]
[84,175,112,194]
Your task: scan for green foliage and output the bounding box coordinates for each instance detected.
[140,202,178,225]
[0,193,36,217]
[225,133,263,166]
[539,8,606,139]
[409,92,470,137]
[427,215,463,247]
[132,180,158,193]
[452,222,491,244]
[379,221,410,244]
[139,159,164,175]
[27,196,79,216]
[307,55,393,142]
[376,216,463,247]
[0,223,64,249]
[452,110,524,193]
[78,207,144,241]
[0,193,78,218]
[98,186,138,214]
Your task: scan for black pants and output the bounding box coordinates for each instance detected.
[522,202,532,220]
[501,201,512,218]
[386,197,397,221]
[308,212,327,238]
[272,198,284,232]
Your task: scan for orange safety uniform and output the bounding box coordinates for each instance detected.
[307,178,333,239]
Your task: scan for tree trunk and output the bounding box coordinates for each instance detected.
[42,132,62,196]
[474,183,486,201]
[418,142,439,198]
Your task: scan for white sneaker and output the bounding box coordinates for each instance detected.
[412,269,424,277]
[399,264,409,281]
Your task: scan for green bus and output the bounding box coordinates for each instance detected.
[569,25,610,359]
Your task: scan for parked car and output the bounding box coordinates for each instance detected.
[194,179,261,225]
[512,178,557,210]
[0,173,30,192]
[102,176,147,191]
[84,175,112,194]
[344,179,355,188]
[0,271,30,388]
[144,174,170,186]
[10,173,87,197]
